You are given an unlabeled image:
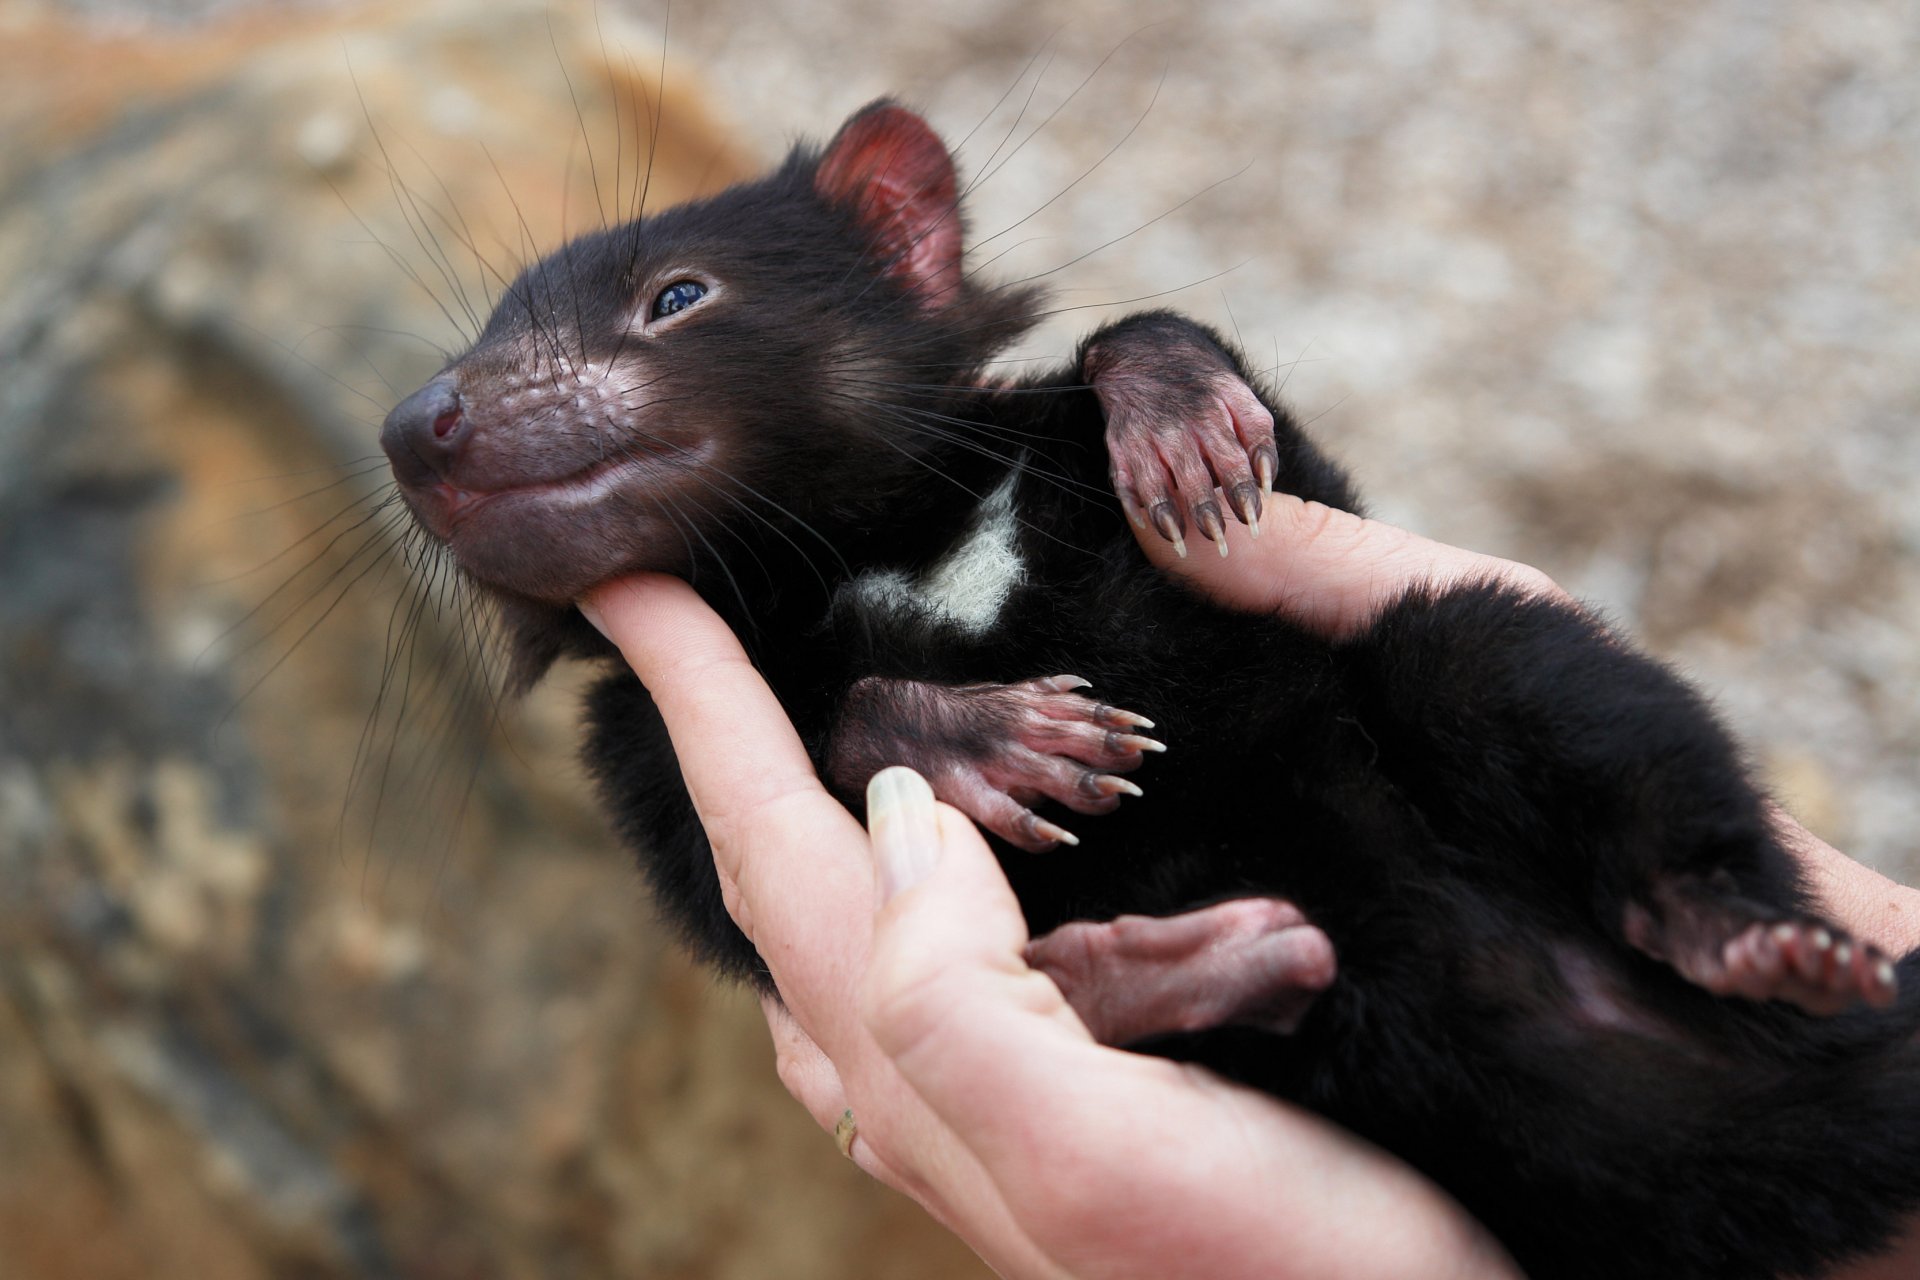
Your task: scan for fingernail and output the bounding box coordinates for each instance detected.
[577,598,607,637]
[867,766,941,899]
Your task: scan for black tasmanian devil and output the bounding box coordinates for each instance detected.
[378,100,1920,1279]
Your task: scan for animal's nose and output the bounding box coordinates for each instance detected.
[380,376,467,483]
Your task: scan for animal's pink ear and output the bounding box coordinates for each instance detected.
[815,102,962,307]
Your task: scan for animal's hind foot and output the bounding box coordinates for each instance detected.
[1624,876,1898,1015]
[1714,919,1898,1015]
[1025,898,1337,1047]
[828,673,1163,852]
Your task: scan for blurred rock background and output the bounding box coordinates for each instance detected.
[1,1,1914,1277]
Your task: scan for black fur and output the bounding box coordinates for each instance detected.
[385,103,1920,1280]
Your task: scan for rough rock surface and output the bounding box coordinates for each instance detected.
[3,2,1916,1278]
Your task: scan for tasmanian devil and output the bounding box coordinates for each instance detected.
[377,99,1920,1279]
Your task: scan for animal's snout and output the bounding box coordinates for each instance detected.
[381,376,467,484]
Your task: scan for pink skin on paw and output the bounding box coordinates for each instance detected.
[1628,895,1900,1016]
[1091,354,1278,559]
[1024,898,1338,1047]
[935,675,1164,852]
[830,674,1163,854]
[1717,921,1899,1016]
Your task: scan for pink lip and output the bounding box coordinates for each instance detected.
[403,439,718,539]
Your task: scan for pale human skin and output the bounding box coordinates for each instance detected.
[581,494,1920,1280]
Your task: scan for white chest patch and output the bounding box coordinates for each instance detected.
[853,472,1025,635]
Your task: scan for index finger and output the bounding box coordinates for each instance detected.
[579,574,876,1038]
[1136,493,1564,639]
[581,574,827,840]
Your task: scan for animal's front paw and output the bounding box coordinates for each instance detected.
[1086,321,1277,558]
[829,674,1163,852]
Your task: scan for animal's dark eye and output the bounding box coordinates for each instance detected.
[651,279,708,320]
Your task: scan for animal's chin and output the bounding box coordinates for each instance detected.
[393,447,714,602]
[400,482,692,604]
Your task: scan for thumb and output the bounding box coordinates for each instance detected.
[1133,492,1563,639]
[860,768,1092,1069]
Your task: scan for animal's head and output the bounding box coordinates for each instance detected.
[380,101,1040,671]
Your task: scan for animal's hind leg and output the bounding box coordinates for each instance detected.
[1342,581,1903,1016]
[1024,899,1337,1047]
[1624,872,1899,1014]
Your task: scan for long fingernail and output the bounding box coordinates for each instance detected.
[577,598,607,637]
[1254,447,1277,496]
[868,766,941,899]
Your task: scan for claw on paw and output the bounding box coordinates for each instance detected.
[829,674,1162,855]
[1149,501,1188,558]
[1625,877,1900,1016]
[1094,330,1281,551]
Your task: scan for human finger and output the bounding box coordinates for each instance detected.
[578,574,875,1054]
[1768,803,1920,955]
[1133,492,1566,640]
[862,767,1522,1280]
[579,574,844,853]
[763,995,851,1138]
[761,994,928,1193]
[581,584,1069,1271]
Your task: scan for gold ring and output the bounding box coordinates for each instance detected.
[833,1108,858,1158]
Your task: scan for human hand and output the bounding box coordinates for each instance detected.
[580,573,1520,1280]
